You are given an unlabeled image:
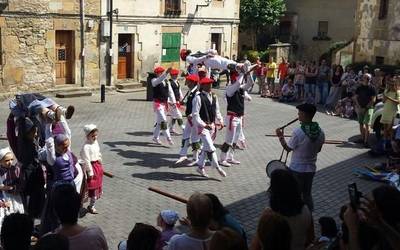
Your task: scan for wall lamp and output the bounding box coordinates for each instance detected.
[196,0,212,12]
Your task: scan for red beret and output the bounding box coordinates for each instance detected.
[180,49,188,61]
[186,74,199,82]
[154,66,165,74]
[170,69,180,76]
[230,70,239,82]
[199,77,214,85]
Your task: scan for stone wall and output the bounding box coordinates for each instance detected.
[0,0,101,93]
[354,0,400,65]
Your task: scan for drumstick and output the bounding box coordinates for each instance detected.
[148,186,188,204]
[279,118,299,130]
[103,171,114,178]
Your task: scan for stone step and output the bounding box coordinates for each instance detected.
[116,87,146,93]
[55,90,93,98]
[115,82,143,90]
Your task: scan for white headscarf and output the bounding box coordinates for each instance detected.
[0,147,12,161]
[83,124,97,136]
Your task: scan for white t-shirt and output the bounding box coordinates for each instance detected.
[168,233,214,250]
[287,127,325,172]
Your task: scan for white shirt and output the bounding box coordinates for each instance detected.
[169,79,183,103]
[167,233,214,250]
[187,55,236,71]
[44,116,72,166]
[287,127,325,173]
[192,91,223,128]
[151,72,176,104]
[225,74,252,98]
[80,140,102,177]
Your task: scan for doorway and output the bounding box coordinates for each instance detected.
[211,33,222,55]
[118,34,134,79]
[55,31,74,84]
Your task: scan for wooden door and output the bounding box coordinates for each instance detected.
[55,31,74,84]
[118,34,133,79]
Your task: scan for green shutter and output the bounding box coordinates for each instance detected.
[162,33,181,62]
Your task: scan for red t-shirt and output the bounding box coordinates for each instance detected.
[278,63,288,79]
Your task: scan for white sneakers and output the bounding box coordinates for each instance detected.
[175,156,188,164]
[219,160,232,167]
[196,167,209,178]
[152,137,162,144]
[216,167,227,177]
[227,158,241,165]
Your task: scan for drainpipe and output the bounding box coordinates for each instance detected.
[80,0,85,87]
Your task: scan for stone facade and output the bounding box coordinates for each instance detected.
[103,0,240,84]
[0,0,101,93]
[354,0,400,65]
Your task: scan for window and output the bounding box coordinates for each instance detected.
[165,0,181,15]
[378,0,389,20]
[161,33,181,62]
[376,56,385,65]
[318,21,328,38]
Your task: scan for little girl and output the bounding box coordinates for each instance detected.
[381,77,400,150]
[0,147,24,230]
[335,93,355,118]
[80,124,104,214]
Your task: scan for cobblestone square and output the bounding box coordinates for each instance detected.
[0,89,382,247]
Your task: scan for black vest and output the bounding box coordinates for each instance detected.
[153,79,169,101]
[169,79,181,100]
[226,88,245,116]
[185,89,198,116]
[199,92,216,124]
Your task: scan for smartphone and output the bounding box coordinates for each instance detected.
[348,183,361,210]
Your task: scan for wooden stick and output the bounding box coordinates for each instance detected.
[279,118,299,130]
[103,171,114,178]
[148,186,188,204]
[265,134,349,145]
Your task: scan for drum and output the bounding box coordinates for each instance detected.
[265,160,288,177]
[265,149,289,177]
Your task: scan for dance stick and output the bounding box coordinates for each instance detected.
[103,171,114,178]
[279,118,299,130]
[148,186,188,204]
[265,134,350,145]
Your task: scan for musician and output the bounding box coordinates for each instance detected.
[220,67,254,167]
[151,66,175,145]
[275,103,325,211]
[192,77,226,178]
[176,74,201,165]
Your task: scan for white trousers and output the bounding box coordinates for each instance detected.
[153,102,171,140]
[180,119,200,156]
[224,115,243,144]
[197,126,220,169]
[168,103,183,119]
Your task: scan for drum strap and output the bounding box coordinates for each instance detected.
[279,149,290,164]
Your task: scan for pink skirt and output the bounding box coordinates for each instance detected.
[87,161,104,198]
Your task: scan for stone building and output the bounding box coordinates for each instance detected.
[353,0,400,65]
[278,0,357,61]
[0,0,101,93]
[101,0,240,84]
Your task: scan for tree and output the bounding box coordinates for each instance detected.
[240,0,286,50]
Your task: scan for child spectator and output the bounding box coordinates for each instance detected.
[381,77,400,151]
[279,78,296,103]
[168,192,214,250]
[317,217,339,249]
[156,210,179,250]
[118,223,161,250]
[1,213,33,250]
[0,148,24,231]
[335,92,355,118]
[80,124,104,214]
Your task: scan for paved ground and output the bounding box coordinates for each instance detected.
[0,87,383,248]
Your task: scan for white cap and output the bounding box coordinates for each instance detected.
[83,124,97,136]
[0,147,12,161]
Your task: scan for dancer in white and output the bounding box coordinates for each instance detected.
[151,66,175,145]
[192,77,226,178]
[176,74,201,165]
[181,49,239,73]
[219,67,254,167]
[168,69,185,134]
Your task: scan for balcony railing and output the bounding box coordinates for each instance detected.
[165,0,181,16]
